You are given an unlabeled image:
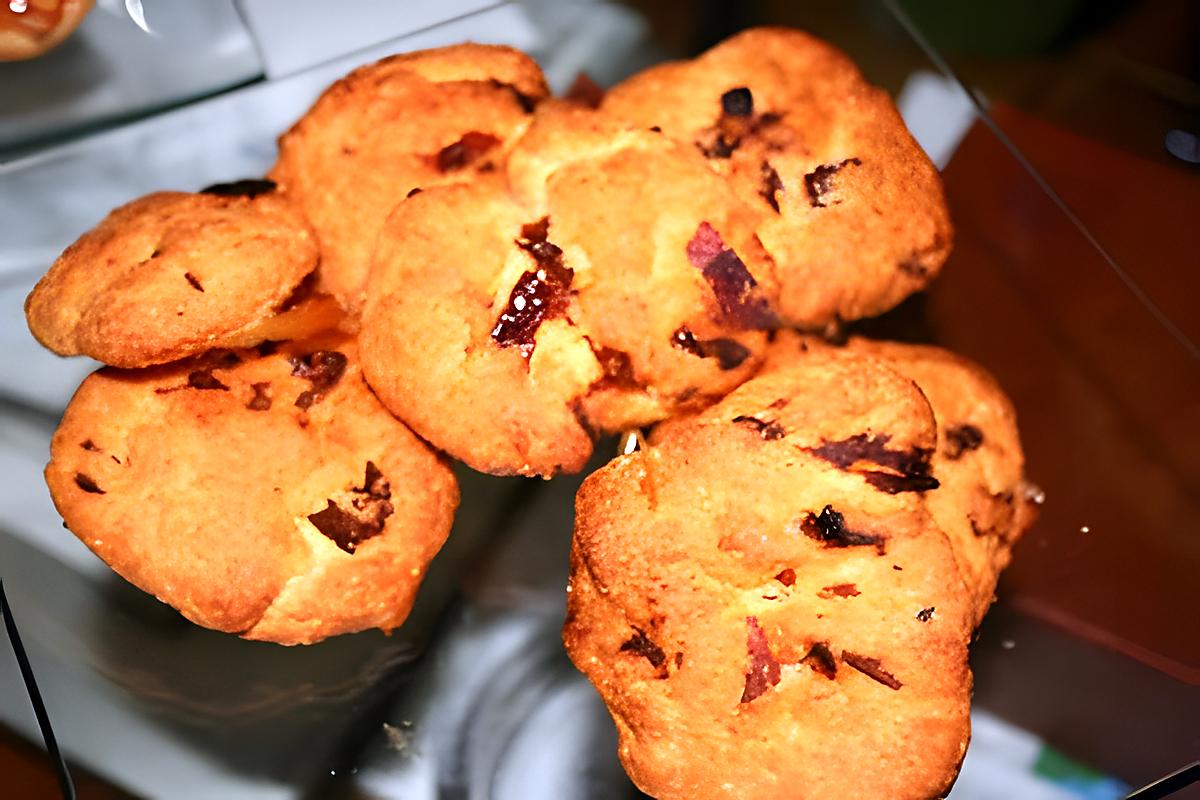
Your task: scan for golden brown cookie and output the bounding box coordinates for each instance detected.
[602,27,952,327]
[45,333,458,645]
[25,182,336,369]
[270,44,550,311]
[0,0,93,62]
[765,332,1037,619]
[565,350,974,799]
[361,105,776,477]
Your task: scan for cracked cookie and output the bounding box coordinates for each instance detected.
[45,333,458,645]
[361,106,776,476]
[765,332,1038,619]
[565,349,974,799]
[602,27,953,328]
[270,43,550,311]
[25,184,337,368]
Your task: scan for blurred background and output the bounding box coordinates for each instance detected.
[1,1,1196,798]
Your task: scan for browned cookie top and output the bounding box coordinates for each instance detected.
[602,27,953,328]
[25,186,334,368]
[270,43,550,312]
[361,105,776,477]
[566,350,974,799]
[765,332,1038,619]
[46,333,458,645]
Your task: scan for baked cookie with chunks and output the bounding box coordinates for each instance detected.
[25,181,339,369]
[602,27,952,328]
[565,349,974,800]
[765,332,1038,620]
[362,106,777,477]
[45,333,458,645]
[0,0,93,62]
[270,44,550,311]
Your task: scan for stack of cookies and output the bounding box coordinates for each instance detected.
[25,29,1038,798]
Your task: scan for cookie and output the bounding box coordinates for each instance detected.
[361,105,775,477]
[565,350,974,799]
[25,183,336,368]
[0,0,93,62]
[602,27,952,327]
[45,333,458,645]
[270,44,550,311]
[765,332,1037,619]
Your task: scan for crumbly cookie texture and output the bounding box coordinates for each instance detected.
[565,350,974,800]
[270,43,550,312]
[602,27,953,327]
[46,333,458,645]
[25,184,336,368]
[765,332,1037,620]
[361,104,775,477]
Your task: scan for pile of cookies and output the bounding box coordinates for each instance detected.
[25,28,1037,798]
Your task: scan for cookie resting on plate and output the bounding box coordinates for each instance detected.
[565,349,975,799]
[361,104,778,477]
[270,43,550,312]
[45,334,458,645]
[765,332,1038,621]
[25,181,340,369]
[602,27,953,328]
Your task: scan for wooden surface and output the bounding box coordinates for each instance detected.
[934,102,1199,682]
[0,723,132,799]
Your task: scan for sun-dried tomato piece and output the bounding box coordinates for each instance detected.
[695,90,790,158]
[200,178,277,198]
[670,327,705,357]
[801,642,837,680]
[774,568,796,587]
[620,626,667,677]
[721,87,754,117]
[307,461,393,554]
[290,350,348,409]
[819,583,860,599]
[246,382,272,411]
[809,433,939,494]
[670,326,751,371]
[945,424,984,459]
[686,223,778,330]
[863,472,941,494]
[732,415,785,440]
[800,505,885,552]
[434,131,501,172]
[590,345,639,390]
[760,162,784,213]
[804,158,862,207]
[842,651,903,690]
[740,616,781,703]
[74,473,105,495]
[491,220,574,358]
[185,369,229,391]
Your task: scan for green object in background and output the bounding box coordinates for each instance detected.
[899,0,1086,55]
[1035,744,1110,784]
